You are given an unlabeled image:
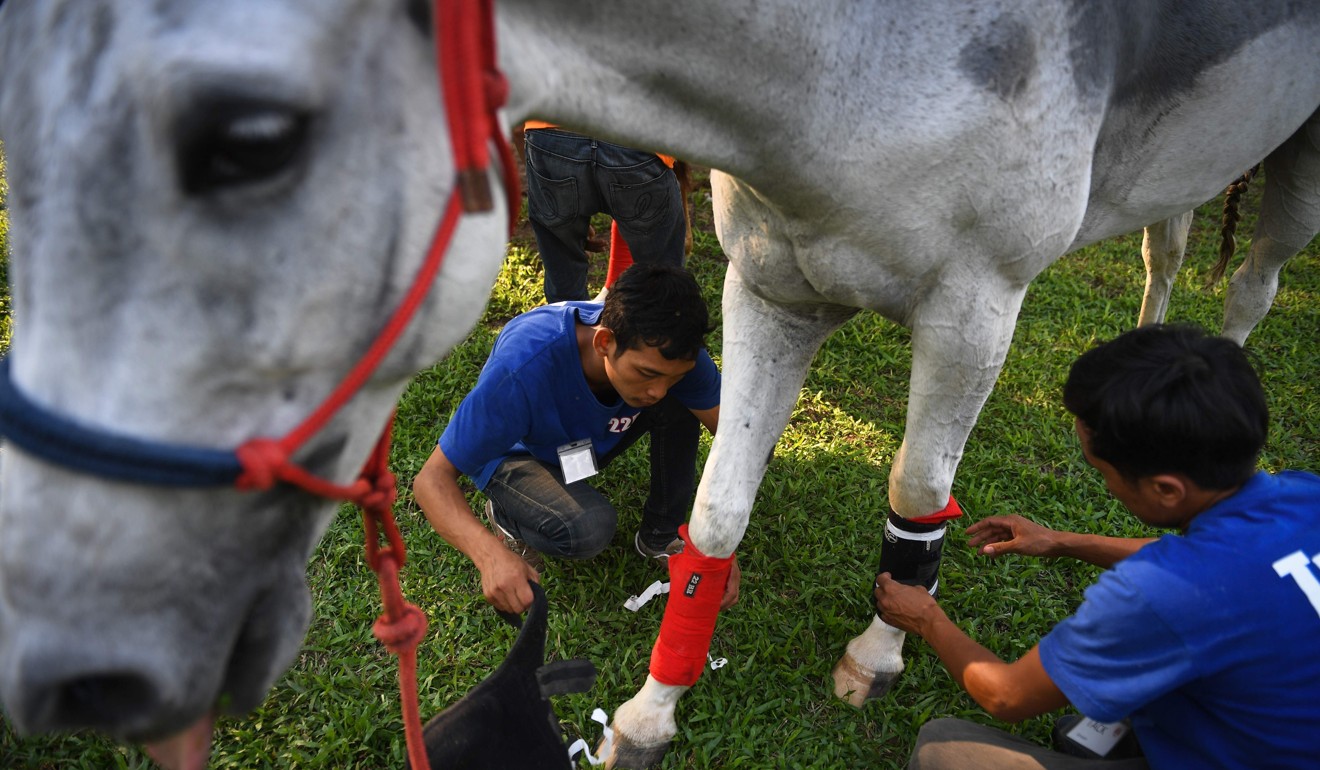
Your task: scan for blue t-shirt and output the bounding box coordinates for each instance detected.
[1039,470,1320,769]
[439,302,720,489]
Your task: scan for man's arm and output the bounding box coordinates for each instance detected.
[966,515,1154,569]
[874,573,1070,722]
[412,445,538,613]
[691,404,719,435]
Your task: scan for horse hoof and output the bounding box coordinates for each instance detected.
[831,652,902,707]
[602,733,670,769]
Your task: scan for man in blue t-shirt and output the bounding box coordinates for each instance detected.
[874,324,1320,769]
[413,263,731,614]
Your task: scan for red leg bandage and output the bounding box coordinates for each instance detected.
[649,525,735,687]
[908,495,964,525]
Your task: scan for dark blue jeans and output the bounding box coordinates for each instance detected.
[523,128,686,303]
[484,394,701,559]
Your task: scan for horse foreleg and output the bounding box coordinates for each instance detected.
[1137,211,1194,326]
[1223,112,1320,345]
[833,278,1027,706]
[605,265,852,768]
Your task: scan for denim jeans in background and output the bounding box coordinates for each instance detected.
[483,394,702,559]
[523,128,686,303]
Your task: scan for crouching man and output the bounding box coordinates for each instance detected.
[414,263,736,614]
[876,324,1320,768]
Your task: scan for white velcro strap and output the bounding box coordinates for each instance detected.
[885,520,946,543]
[566,708,614,766]
[624,580,670,612]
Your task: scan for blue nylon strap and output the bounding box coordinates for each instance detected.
[0,357,243,487]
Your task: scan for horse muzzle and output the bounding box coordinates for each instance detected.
[0,575,312,741]
[0,454,320,740]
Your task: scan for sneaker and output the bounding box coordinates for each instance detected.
[634,530,684,561]
[485,500,545,572]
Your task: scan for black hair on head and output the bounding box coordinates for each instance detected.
[1063,324,1268,490]
[599,263,712,360]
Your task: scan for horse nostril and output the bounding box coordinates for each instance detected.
[44,673,160,732]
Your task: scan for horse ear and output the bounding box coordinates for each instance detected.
[406,0,431,36]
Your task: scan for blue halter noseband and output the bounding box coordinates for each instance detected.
[0,357,242,486]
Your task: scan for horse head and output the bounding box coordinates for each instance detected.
[0,0,508,748]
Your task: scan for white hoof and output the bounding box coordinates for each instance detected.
[603,676,682,769]
[831,650,903,707]
[831,616,906,707]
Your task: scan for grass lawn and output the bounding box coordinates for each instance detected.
[1,163,1316,768]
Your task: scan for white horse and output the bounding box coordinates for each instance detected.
[1,1,1318,768]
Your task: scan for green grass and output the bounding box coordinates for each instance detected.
[1,163,1317,768]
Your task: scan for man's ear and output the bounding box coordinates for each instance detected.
[593,328,616,358]
[1146,474,1189,508]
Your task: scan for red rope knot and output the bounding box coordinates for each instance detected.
[235,438,289,490]
[373,603,429,655]
[358,469,398,514]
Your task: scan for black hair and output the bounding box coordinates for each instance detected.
[1063,324,1267,490]
[599,263,712,360]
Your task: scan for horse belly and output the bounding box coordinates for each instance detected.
[713,172,942,324]
[1075,25,1320,247]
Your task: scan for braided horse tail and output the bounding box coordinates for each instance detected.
[1207,164,1262,285]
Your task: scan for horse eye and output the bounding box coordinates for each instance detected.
[178,105,310,195]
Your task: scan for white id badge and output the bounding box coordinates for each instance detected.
[1065,717,1129,756]
[557,439,598,484]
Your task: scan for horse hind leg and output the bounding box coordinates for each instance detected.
[1137,211,1194,326]
[1223,110,1320,345]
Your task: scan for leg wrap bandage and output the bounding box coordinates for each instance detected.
[876,496,963,596]
[649,524,735,687]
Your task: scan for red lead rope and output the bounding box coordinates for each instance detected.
[228,1,519,767]
[242,414,432,769]
[357,420,432,770]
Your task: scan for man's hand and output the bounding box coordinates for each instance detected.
[720,555,741,610]
[872,572,945,637]
[478,548,540,614]
[415,446,544,613]
[875,573,1072,724]
[965,514,1060,558]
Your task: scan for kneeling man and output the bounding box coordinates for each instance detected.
[414,264,726,614]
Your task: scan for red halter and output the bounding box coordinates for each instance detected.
[231,2,517,768]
